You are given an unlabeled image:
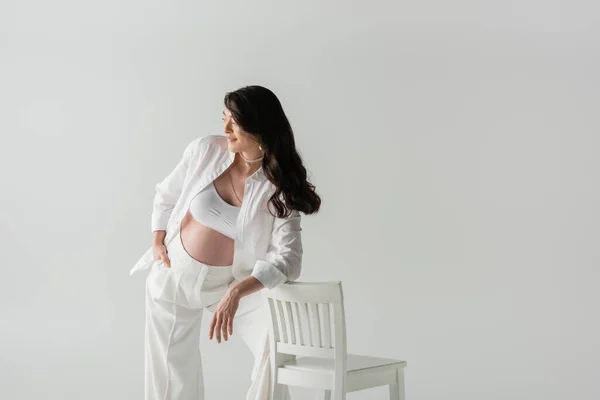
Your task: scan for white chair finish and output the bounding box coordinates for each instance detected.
[264,281,407,400]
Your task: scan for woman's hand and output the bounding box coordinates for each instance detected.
[152,243,171,268]
[208,277,264,343]
[209,288,241,343]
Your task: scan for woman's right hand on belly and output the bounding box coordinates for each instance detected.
[152,243,171,268]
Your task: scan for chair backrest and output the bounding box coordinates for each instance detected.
[264,281,348,381]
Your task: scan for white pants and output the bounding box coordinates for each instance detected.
[144,230,292,400]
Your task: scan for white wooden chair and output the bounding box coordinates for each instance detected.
[264,281,407,400]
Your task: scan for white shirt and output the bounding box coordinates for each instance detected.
[129,134,303,289]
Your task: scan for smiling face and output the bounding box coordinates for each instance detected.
[222,108,261,154]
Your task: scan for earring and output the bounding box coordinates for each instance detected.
[259,145,263,151]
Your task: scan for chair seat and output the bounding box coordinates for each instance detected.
[282,354,407,373]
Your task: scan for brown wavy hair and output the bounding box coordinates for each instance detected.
[224,85,321,218]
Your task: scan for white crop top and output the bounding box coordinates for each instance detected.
[188,182,241,239]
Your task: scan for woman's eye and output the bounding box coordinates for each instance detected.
[221,116,236,125]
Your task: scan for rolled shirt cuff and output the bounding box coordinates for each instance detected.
[251,260,288,290]
[151,213,170,232]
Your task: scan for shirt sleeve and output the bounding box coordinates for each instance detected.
[151,139,198,232]
[251,209,303,289]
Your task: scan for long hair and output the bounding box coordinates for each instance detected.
[224,85,321,218]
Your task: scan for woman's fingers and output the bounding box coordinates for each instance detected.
[152,244,171,268]
[209,312,223,342]
[211,312,232,343]
[161,253,171,268]
[222,316,228,341]
[208,314,216,340]
[214,313,222,343]
[210,313,221,342]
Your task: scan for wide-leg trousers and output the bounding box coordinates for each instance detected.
[144,229,292,400]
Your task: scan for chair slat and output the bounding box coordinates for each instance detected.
[291,302,303,345]
[267,298,280,342]
[320,303,331,348]
[329,303,336,348]
[282,301,295,344]
[274,300,287,344]
[298,302,312,347]
[308,303,321,347]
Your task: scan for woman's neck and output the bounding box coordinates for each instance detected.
[233,152,262,178]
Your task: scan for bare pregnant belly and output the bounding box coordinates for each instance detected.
[179,210,235,266]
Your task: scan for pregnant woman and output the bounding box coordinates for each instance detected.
[129,85,321,400]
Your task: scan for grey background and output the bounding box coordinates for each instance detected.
[1,1,598,399]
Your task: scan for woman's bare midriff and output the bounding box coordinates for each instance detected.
[179,210,236,266]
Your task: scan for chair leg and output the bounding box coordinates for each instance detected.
[389,368,405,400]
[316,390,331,400]
[332,389,345,400]
[272,383,292,400]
